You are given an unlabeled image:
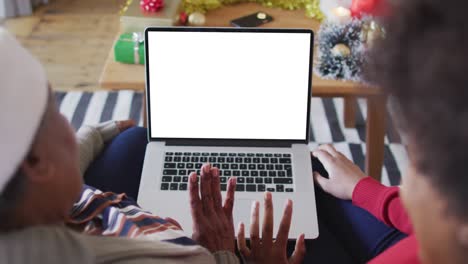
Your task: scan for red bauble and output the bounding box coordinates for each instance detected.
[140,0,164,13]
[179,12,188,25]
[351,0,388,18]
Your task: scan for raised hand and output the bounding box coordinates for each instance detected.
[237,192,306,264]
[189,164,237,253]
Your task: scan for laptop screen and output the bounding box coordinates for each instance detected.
[146,29,312,141]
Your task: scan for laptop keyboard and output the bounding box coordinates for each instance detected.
[160,152,294,193]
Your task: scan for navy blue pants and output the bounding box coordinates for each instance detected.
[84,127,406,263]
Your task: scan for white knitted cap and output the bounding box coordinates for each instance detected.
[0,28,48,193]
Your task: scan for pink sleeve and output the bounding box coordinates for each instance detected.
[352,177,413,234]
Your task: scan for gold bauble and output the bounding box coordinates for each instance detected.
[188,12,206,26]
[331,43,351,57]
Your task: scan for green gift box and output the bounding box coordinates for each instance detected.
[114,32,145,65]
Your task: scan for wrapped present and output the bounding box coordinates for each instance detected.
[114,32,145,65]
[120,0,182,33]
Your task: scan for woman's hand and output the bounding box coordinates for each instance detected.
[237,192,306,264]
[189,164,237,253]
[312,144,367,200]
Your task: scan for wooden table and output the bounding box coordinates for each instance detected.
[99,3,386,180]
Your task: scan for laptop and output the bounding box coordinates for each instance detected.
[138,27,319,239]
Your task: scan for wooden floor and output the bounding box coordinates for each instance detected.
[1,0,124,91]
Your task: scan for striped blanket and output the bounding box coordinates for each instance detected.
[66,185,195,245]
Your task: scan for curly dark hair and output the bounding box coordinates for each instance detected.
[366,0,468,219]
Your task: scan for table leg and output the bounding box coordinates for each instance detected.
[344,97,357,128]
[365,95,386,181]
[143,91,147,128]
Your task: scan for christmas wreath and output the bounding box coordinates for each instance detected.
[313,0,387,81]
[315,20,366,81]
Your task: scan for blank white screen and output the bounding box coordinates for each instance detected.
[148,31,311,140]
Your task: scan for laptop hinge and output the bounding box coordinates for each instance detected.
[163,139,300,148]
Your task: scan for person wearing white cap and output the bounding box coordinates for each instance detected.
[0,26,237,263]
[0,28,305,264]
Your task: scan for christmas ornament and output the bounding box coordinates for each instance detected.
[179,12,188,25]
[350,0,388,18]
[188,12,206,26]
[329,6,351,24]
[315,20,365,81]
[320,0,351,19]
[331,43,351,57]
[140,0,164,13]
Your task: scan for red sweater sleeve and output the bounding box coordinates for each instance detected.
[352,177,413,235]
[368,236,420,264]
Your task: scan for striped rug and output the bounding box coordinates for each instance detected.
[55,91,408,186]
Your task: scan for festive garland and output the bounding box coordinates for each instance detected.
[182,0,325,20]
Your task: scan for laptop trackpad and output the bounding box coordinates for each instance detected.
[233,199,255,233]
[233,197,289,238]
[235,199,255,214]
